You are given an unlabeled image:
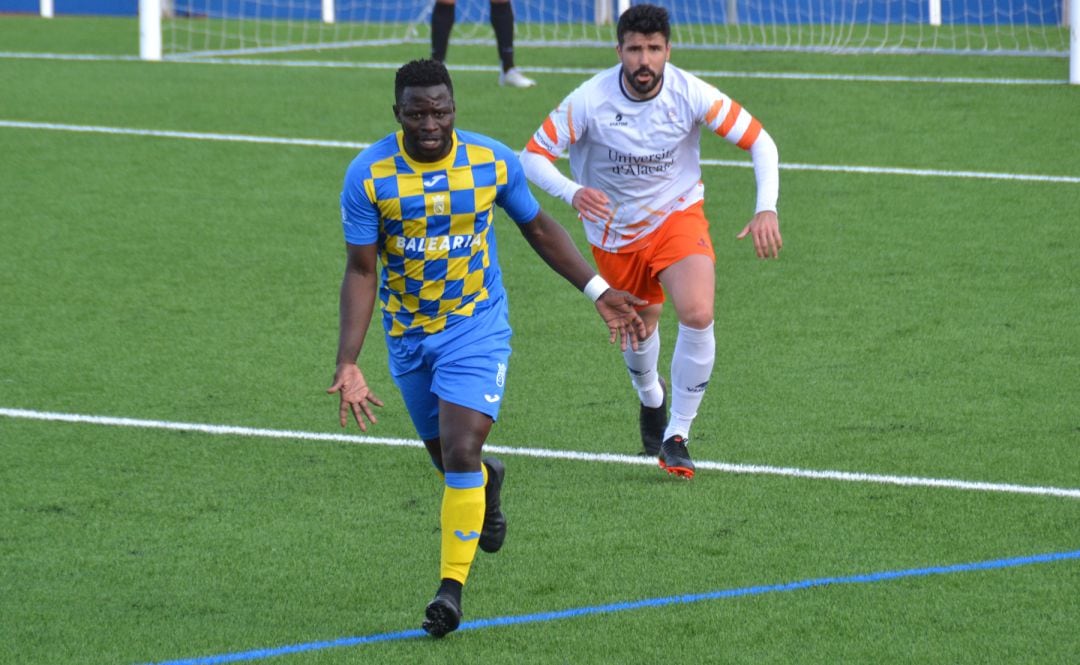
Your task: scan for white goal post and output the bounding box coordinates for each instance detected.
[1073,0,1080,82]
[140,0,162,61]
[128,0,1077,83]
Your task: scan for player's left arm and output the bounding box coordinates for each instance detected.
[735,133,782,259]
[700,87,783,259]
[516,209,647,350]
[498,144,645,346]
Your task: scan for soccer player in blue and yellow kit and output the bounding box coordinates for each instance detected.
[328,59,646,638]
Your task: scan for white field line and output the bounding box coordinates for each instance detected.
[2,407,1079,500]
[0,119,369,150]
[701,158,1080,184]
[0,51,1066,86]
[3,120,1078,185]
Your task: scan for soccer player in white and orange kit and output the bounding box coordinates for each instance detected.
[520,4,782,479]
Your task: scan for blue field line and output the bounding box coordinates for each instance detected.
[139,548,1080,665]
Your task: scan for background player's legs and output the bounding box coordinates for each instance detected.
[491,0,536,87]
[489,0,515,72]
[431,0,455,63]
[658,255,716,442]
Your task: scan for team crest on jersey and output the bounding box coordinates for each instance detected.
[433,194,446,215]
[495,362,506,388]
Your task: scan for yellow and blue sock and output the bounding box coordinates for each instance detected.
[440,470,486,584]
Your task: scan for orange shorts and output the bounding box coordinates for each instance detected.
[591,201,715,307]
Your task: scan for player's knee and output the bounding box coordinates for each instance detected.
[440,440,483,472]
[678,309,714,330]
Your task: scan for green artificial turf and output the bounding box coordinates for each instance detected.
[1,15,1078,665]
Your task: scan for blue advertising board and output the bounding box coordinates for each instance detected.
[0,0,1063,26]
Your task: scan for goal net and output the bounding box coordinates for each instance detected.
[153,0,1070,61]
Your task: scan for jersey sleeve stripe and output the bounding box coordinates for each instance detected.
[525,137,558,162]
[736,118,763,150]
[705,99,724,125]
[717,101,743,137]
[541,115,558,143]
[567,102,577,145]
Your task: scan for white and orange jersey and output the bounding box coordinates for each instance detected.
[524,62,774,252]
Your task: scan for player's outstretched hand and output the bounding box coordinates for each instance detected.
[595,289,648,351]
[736,210,782,259]
[327,363,384,431]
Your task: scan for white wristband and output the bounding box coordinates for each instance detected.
[583,275,610,302]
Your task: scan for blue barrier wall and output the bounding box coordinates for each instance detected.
[2,0,134,15]
[0,0,1063,25]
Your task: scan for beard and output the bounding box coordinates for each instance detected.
[623,65,663,96]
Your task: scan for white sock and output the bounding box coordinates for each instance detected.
[664,322,715,441]
[622,326,663,408]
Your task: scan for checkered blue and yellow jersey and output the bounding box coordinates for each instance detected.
[340,129,541,337]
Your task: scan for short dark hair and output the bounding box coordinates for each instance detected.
[394,59,454,105]
[617,4,670,45]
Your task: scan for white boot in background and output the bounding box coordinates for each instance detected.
[498,67,537,88]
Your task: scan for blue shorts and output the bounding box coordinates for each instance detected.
[387,298,512,441]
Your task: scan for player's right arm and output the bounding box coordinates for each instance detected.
[520,94,613,225]
[328,242,384,430]
[329,164,385,430]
